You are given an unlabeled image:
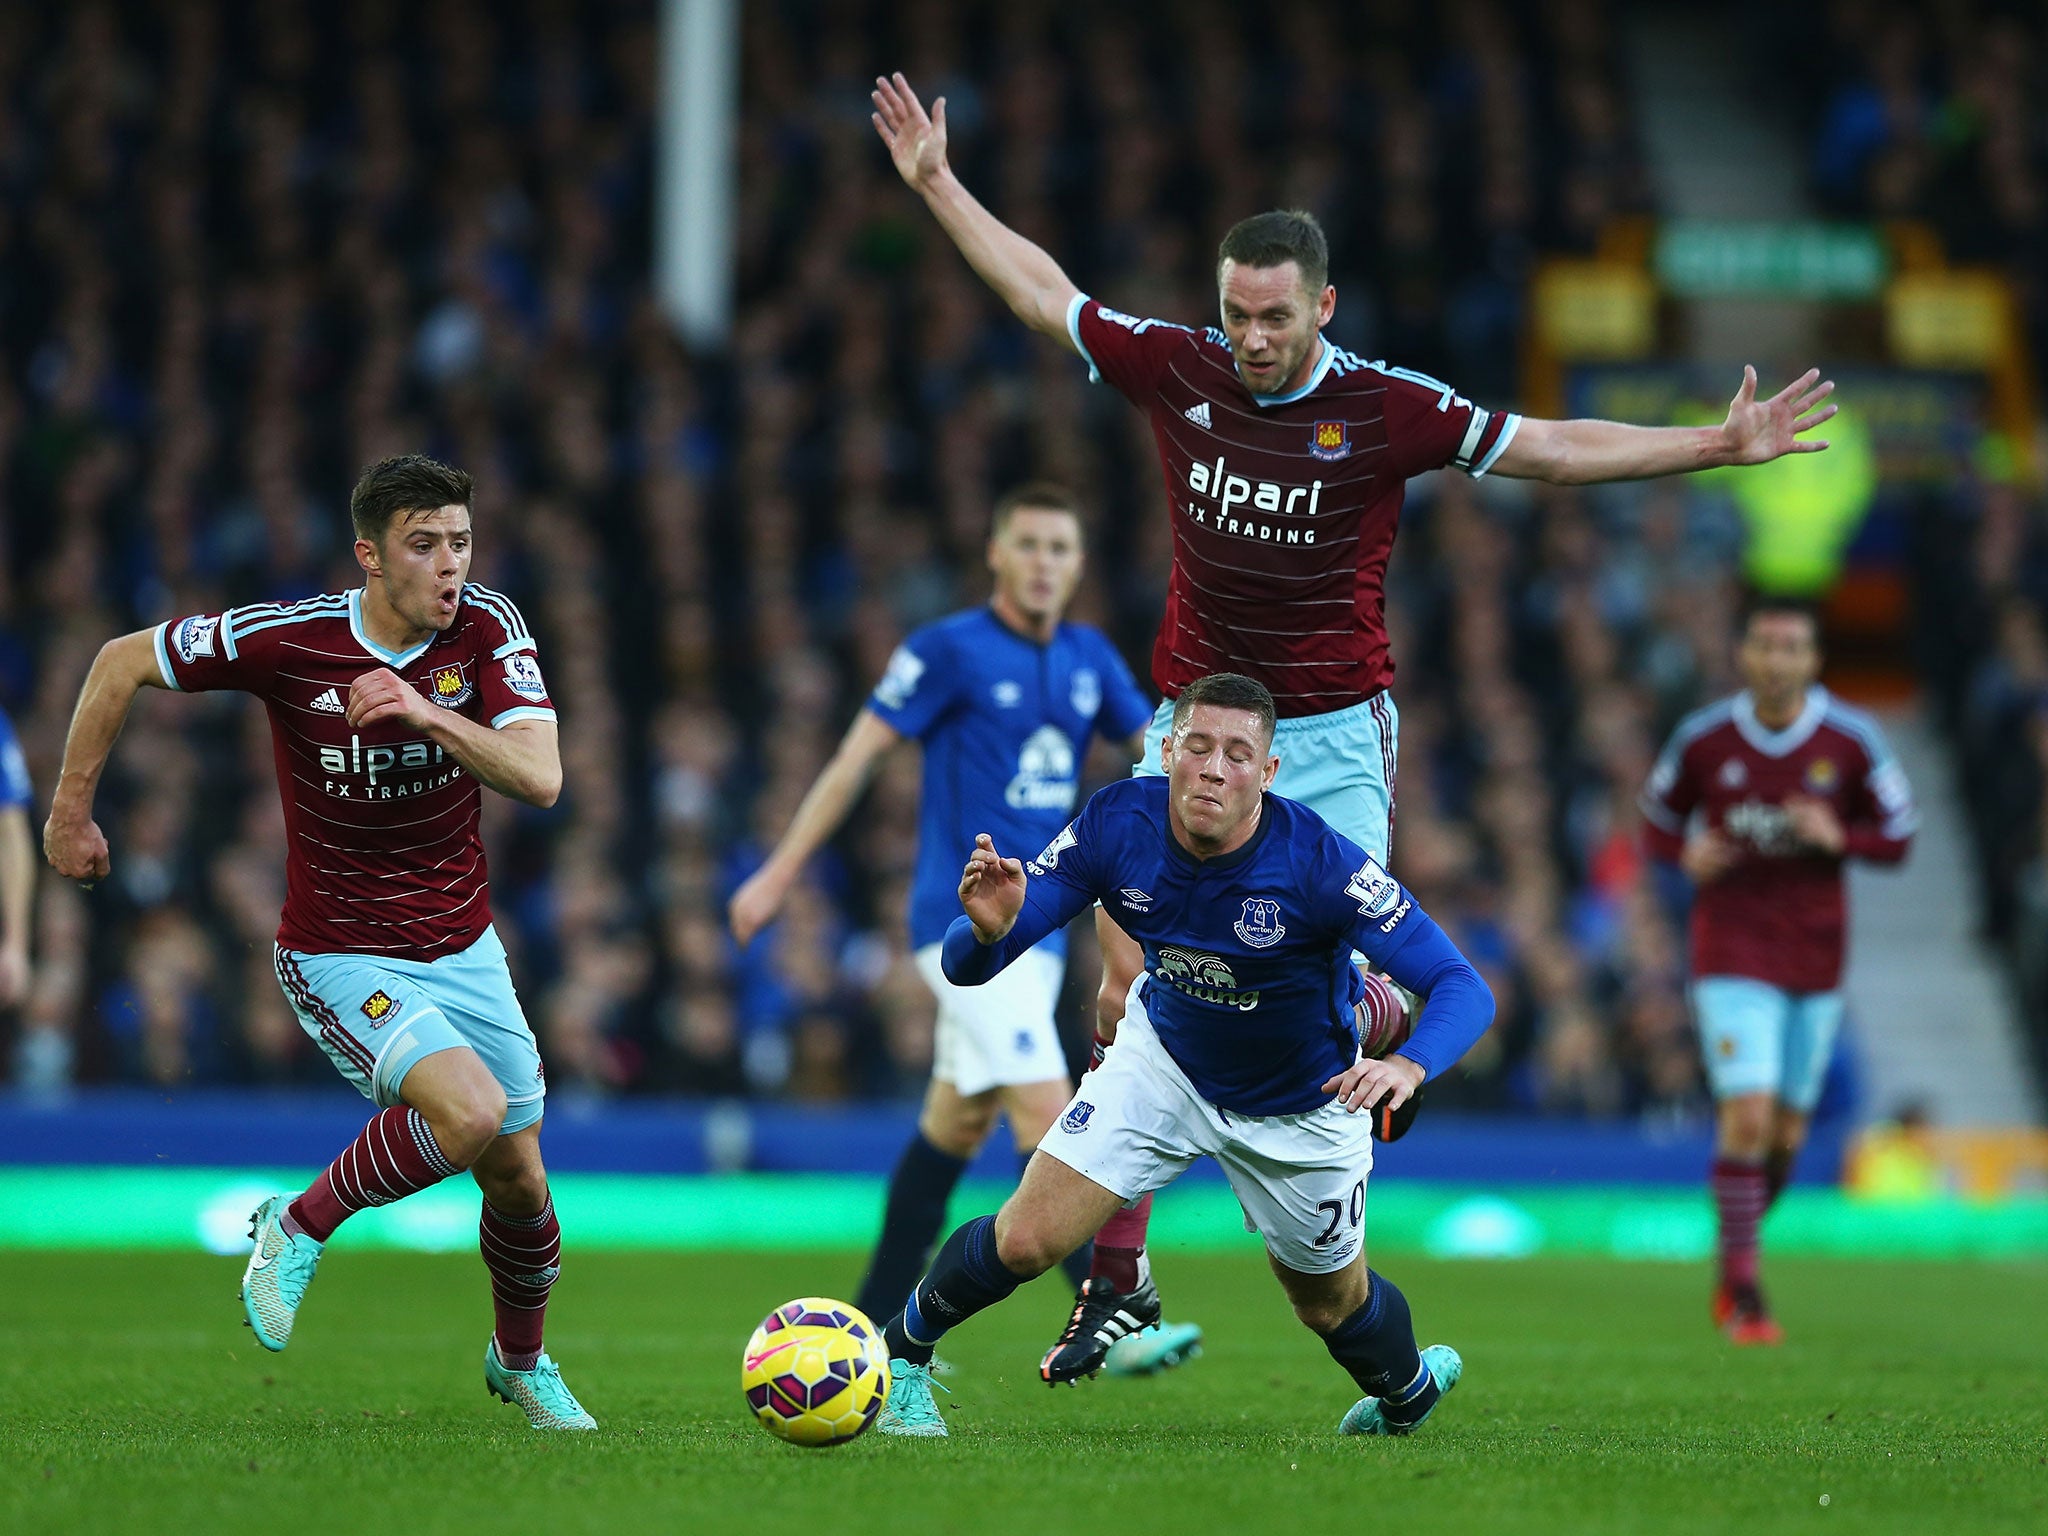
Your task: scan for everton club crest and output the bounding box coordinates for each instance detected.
[1233,897,1286,949]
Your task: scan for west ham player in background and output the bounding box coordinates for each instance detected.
[867,673,1493,1438]
[726,484,1194,1363]
[42,456,597,1430]
[1641,598,1915,1343]
[872,70,1841,1364]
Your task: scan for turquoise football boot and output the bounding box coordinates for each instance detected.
[240,1195,324,1352]
[875,1358,949,1437]
[1104,1318,1205,1376]
[1339,1344,1462,1437]
[485,1339,599,1430]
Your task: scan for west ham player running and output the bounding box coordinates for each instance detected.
[727,484,1177,1353]
[869,673,1493,1438]
[1641,598,1915,1343]
[42,455,596,1429]
[872,70,1840,1368]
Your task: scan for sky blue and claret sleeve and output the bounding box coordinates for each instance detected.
[864,625,957,742]
[1320,834,1494,1080]
[942,806,1102,986]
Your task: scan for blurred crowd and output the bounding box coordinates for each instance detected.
[0,0,1787,1122]
[1791,0,2048,361]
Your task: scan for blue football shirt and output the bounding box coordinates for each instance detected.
[0,708,30,811]
[866,608,1154,953]
[942,777,1493,1115]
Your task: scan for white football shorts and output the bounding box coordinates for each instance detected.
[914,942,1069,1096]
[1038,980,1375,1274]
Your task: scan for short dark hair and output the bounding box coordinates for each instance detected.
[1740,592,1822,642]
[1216,210,1330,296]
[349,455,474,543]
[1170,673,1277,748]
[990,481,1083,538]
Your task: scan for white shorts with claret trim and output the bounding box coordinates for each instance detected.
[914,943,1068,1096]
[1038,982,1376,1275]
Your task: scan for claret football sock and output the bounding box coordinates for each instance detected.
[854,1132,969,1321]
[1324,1269,1439,1424]
[883,1214,1029,1365]
[1711,1156,1768,1290]
[1016,1150,1095,1288]
[1090,1191,1153,1292]
[1089,1029,1112,1073]
[481,1194,561,1372]
[287,1106,461,1242]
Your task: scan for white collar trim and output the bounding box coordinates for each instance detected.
[1733,686,1829,757]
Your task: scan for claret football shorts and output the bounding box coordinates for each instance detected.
[914,942,1068,1096]
[275,924,546,1134]
[1134,690,1398,863]
[1039,979,1377,1275]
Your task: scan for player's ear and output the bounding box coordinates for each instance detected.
[355,537,381,578]
[1262,753,1280,789]
[1317,285,1336,327]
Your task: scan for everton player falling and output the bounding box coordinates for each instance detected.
[872,69,1840,1372]
[727,483,1192,1362]
[41,455,597,1430]
[1641,597,1914,1343]
[867,672,1493,1438]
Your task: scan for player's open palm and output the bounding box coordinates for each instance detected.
[958,832,1025,942]
[1720,365,1837,465]
[347,667,430,731]
[44,809,110,884]
[871,73,948,193]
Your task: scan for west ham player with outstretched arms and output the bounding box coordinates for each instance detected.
[871,70,1842,1365]
[1641,598,1914,1343]
[726,485,1184,1356]
[42,456,596,1430]
[866,673,1493,1438]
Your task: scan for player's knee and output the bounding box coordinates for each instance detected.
[435,1088,507,1166]
[990,1206,1064,1280]
[921,1103,994,1158]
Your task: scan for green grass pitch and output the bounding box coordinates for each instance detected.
[2,1249,2041,1536]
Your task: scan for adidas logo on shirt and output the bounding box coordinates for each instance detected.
[310,687,345,714]
[1183,402,1212,429]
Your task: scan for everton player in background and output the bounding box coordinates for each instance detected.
[727,484,1195,1363]
[42,456,597,1430]
[867,673,1492,1439]
[872,70,1842,1370]
[1642,598,1914,1343]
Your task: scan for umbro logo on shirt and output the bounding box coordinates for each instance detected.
[1183,402,1212,429]
[1119,888,1154,911]
[310,688,346,714]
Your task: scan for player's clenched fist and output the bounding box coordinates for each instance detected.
[958,832,1025,944]
[347,667,430,731]
[43,807,110,884]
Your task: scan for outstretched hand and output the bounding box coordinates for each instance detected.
[958,832,1026,943]
[1720,366,1837,465]
[871,72,949,194]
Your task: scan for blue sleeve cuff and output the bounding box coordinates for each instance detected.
[942,916,1006,986]
[1066,293,1101,383]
